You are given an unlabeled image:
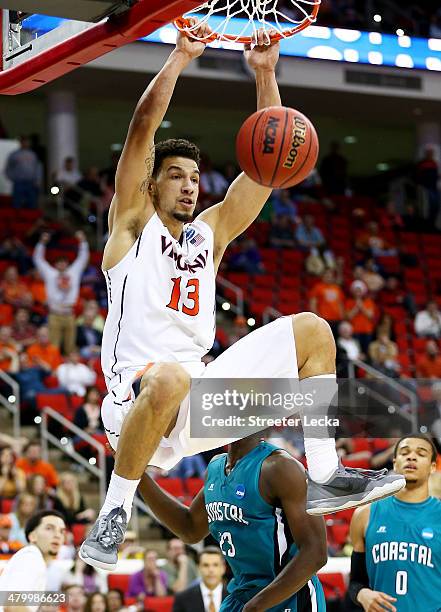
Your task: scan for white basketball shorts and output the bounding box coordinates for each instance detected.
[101,316,298,470]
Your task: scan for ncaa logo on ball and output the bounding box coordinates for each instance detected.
[262,116,280,154]
[235,484,246,498]
[283,116,307,169]
[421,527,434,540]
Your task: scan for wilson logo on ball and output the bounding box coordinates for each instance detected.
[283,117,307,169]
[262,116,280,154]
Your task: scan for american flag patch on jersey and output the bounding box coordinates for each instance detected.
[190,233,205,246]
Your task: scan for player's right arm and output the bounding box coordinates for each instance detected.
[103,23,210,269]
[349,506,397,612]
[137,472,209,543]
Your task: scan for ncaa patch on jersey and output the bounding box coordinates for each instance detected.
[421,527,434,539]
[235,484,246,498]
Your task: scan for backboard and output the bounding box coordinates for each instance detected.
[0,0,202,95]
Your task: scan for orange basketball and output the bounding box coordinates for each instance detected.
[235,106,319,188]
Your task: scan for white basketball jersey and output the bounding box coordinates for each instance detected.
[101,213,216,384]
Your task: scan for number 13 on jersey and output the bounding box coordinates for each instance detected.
[167,277,200,316]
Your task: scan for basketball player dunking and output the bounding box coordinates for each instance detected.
[80,21,404,570]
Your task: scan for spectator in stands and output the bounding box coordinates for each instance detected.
[378,200,404,231]
[228,239,264,275]
[416,340,441,379]
[200,156,229,200]
[53,472,95,528]
[356,259,385,294]
[11,307,37,349]
[357,221,397,257]
[0,514,23,560]
[268,215,296,249]
[16,440,59,489]
[271,189,298,222]
[295,214,325,250]
[0,433,28,456]
[118,530,145,560]
[0,325,19,373]
[13,352,62,410]
[0,237,33,274]
[172,546,227,612]
[319,141,348,196]
[345,280,376,353]
[84,592,109,612]
[63,584,87,612]
[26,473,55,511]
[0,265,32,308]
[127,549,169,597]
[370,433,402,471]
[106,589,124,612]
[77,300,105,333]
[415,146,440,227]
[368,331,400,377]
[26,325,63,371]
[376,312,395,341]
[100,151,120,193]
[4,135,40,209]
[27,268,47,309]
[382,275,417,316]
[55,156,82,188]
[76,308,102,359]
[33,231,89,354]
[63,558,107,594]
[0,301,13,326]
[8,492,38,545]
[309,269,345,334]
[162,538,199,594]
[336,321,362,362]
[56,351,96,396]
[73,386,103,434]
[170,454,206,479]
[0,446,26,499]
[415,300,441,339]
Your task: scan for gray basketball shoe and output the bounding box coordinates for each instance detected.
[79,506,127,570]
[306,464,406,515]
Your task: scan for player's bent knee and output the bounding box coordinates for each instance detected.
[292,312,336,372]
[139,363,190,411]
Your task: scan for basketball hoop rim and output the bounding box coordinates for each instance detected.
[174,1,320,43]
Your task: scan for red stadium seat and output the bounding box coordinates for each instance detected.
[327,523,349,547]
[0,498,14,513]
[36,393,72,420]
[156,478,185,498]
[71,523,87,547]
[185,478,204,498]
[108,573,131,594]
[144,597,174,612]
[319,572,347,599]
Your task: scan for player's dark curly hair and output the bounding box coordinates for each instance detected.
[153,139,200,177]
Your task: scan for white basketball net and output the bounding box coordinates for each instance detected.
[176,0,321,43]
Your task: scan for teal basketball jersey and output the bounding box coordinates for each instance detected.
[365,495,441,611]
[205,441,325,612]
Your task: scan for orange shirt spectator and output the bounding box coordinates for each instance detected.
[309,270,345,322]
[15,441,59,489]
[0,326,19,372]
[26,325,62,371]
[416,340,441,378]
[28,270,47,305]
[345,280,376,334]
[0,303,13,326]
[0,514,23,560]
[0,266,32,307]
